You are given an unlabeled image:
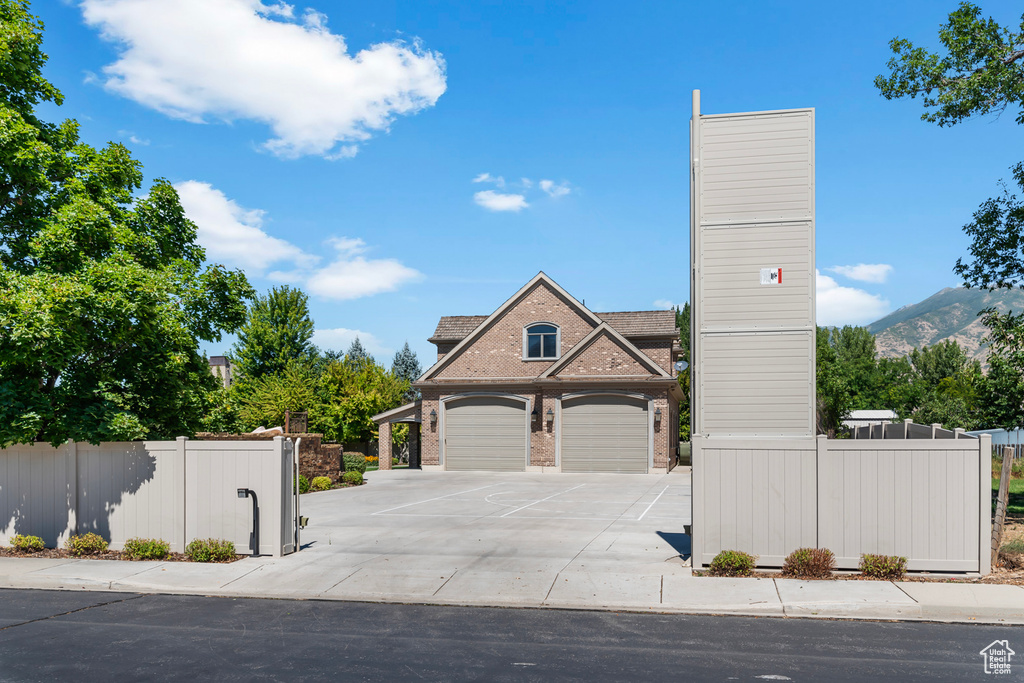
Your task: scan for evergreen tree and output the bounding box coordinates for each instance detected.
[346,337,373,366]
[231,286,315,380]
[391,342,422,401]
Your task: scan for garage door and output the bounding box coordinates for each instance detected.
[561,395,648,473]
[444,396,527,471]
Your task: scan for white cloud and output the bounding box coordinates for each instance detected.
[312,327,391,357]
[175,180,316,274]
[80,0,447,159]
[520,177,533,188]
[305,238,422,300]
[472,172,505,187]
[654,299,685,310]
[473,190,528,212]
[177,181,419,299]
[816,271,890,326]
[539,179,570,198]
[827,263,893,284]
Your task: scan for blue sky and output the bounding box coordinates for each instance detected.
[36,0,1024,366]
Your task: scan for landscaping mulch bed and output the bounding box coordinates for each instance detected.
[0,547,243,563]
[693,519,1024,586]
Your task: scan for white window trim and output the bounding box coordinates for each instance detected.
[522,322,561,361]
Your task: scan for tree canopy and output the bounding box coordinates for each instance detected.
[875,2,1023,127]
[0,1,253,446]
[231,285,315,380]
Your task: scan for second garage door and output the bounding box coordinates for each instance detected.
[561,395,649,473]
[444,396,527,471]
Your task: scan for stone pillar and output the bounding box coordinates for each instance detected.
[378,422,392,470]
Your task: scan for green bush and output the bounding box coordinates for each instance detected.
[65,533,109,556]
[185,538,236,563]
[342,470,364,486]
[10,534,45,553]
[122,537,171,560]
[298,474,310,494]
[859,553,907,580]
[392,457,400,466]
[781,547,836,579]
[708,550,757,577]
[311,476,332,491]
[343,452,367,474]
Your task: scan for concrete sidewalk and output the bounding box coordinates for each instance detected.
[2,553,1022,624]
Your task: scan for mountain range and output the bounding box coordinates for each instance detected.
[867,287,1024,361]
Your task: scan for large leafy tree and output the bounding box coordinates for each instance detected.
[231,285,315,380]
[321,357,408,443]
[0,1,252,446]
[816,328,853,437]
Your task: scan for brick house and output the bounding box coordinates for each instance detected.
[373,272,685,473]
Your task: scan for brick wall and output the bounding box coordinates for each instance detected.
[434,281,598,380]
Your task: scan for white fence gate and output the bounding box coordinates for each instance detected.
[0,437,296,557]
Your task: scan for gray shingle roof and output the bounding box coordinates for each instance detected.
[430,310,677,342]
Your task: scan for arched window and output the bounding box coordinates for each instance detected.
[524,323,559,359]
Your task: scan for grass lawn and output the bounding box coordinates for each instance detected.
[992,478,1024,518]
[366,463,409,472]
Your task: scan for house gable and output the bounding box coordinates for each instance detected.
[541,323,671,379]
[420,273,603,381]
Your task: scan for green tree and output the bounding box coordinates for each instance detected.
[816,327,853,437]
[0,1,252,446]
[830,326,883,408]
[345,337,373,366]
[391,341,422,402]
[322,357,408,443]
[875,3,1023,128]
[675,303,691,441]
[885,340,982,429]
[234,360,325,433]
[231,285,315,381]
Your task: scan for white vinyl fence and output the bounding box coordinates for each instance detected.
[692,433,991,574]
[0,437,296,557]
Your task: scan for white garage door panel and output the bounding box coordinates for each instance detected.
[444,397,527,471]
[561,396,648,473]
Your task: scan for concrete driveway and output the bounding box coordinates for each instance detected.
[233,469,692,606]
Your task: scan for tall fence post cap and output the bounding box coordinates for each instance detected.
[175,436,188,442]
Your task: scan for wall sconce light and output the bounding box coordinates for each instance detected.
[531,409,540,424]
[429,409,437,427]
[237,488,259,557]
[545,408,554,426]
[654,407,662,426]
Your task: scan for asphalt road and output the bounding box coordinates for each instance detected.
[0,589,1019,682]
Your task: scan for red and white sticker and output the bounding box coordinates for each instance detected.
[759,267,783,285]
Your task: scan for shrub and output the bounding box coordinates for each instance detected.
[122,538,170,560]
[708,550,757,577]
[310,476,332,491]
[10,534,45,553]
[65,533,108,556]
[298,474,311,494]
[781,547,836,579]
[185,538,236,563]
[343,452,367,474]
[392,457,400,466]
[859,553,907,580]
[342,470,364,486]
